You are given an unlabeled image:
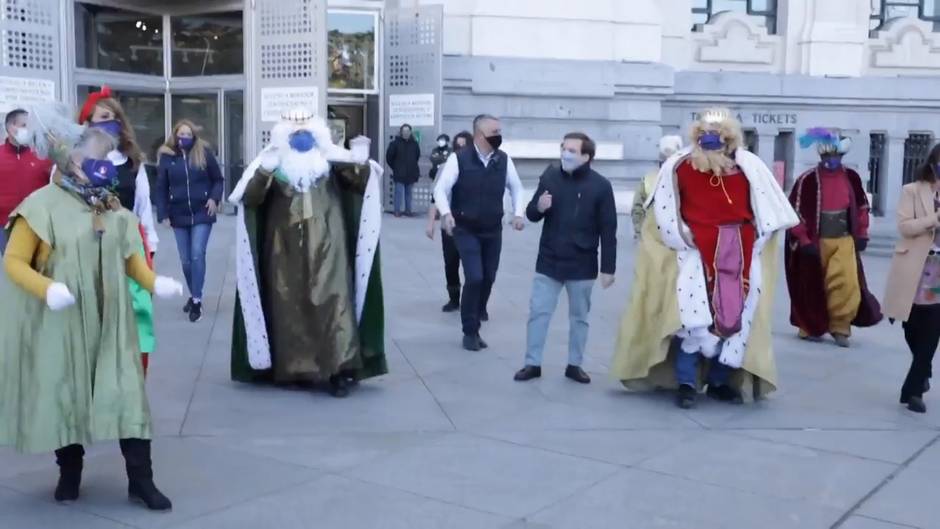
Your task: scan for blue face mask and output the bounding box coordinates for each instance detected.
[81,158,118,188]
[289,130,316,153]
[178,137,194,151]
[90,119,122,139]
[822,157,842,171]
[698,132,723,151]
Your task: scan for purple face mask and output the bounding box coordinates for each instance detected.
[91,119,122,139]
[178,137,194,151]
[698,131,723,151]
[81,158,118,188]
[821,157,842,171]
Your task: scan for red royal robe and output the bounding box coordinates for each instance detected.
[785,167,882,336]
[676,160,756,302]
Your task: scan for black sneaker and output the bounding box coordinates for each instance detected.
[480,310,490,322]
[676,384,697,409]
[907,395,927,414]
[441,300,460,312]
[329,375,350,398]
[189,302,203,323]
[706,384,743,404]
[183,298,193,313]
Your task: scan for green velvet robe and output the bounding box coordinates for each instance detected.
[231,162,386,383]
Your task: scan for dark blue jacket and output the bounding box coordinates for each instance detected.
[155,146,224,227]
[526,163,618,281]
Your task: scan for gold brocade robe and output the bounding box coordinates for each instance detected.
[610,206,780,401]
[241,168,360,382]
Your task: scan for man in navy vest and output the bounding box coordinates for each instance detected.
[433,114,526,351]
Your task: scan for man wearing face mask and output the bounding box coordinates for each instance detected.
[434,114,527,351]
[786,128,882,348]
[0,109,52,254]
[610,108,798,409]
[386,123,421,217]
[514,133,617,383]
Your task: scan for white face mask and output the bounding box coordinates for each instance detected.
[560,151,586,173]
[437,139,447,148]
[13,127,30,146]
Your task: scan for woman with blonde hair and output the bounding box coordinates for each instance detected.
[155,119,224,322]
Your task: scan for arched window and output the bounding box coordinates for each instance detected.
[692,0,778,34]
[871,0,940,31]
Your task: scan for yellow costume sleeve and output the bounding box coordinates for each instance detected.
[3,218,53,301]
[125,253,156,292]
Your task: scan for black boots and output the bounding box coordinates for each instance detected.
[120,438,172,511]
[54,440,171,511]
[54,444,84,502]
[442,287,460,312]
[676,385,697,409]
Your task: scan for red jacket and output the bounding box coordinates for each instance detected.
[0,140,52,227]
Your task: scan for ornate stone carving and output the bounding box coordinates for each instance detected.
[694,11,778,66]
[869,17,940,71]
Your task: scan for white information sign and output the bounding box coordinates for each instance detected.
[260,86,319,123]
[0,76,55,112]
[388,93,435,127]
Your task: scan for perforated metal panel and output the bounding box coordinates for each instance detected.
[0,0,59,107]
[250,0,326,151]
[383,6,442,213]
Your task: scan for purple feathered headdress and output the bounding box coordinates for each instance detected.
[799,127,851,154]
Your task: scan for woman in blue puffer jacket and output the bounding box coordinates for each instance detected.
[155,119,224,323]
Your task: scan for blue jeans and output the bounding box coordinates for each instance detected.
[394,183,413,214]
[173,223,213,300]
[675,347,733,388]
[0,228,6,255]
[525,274,595,367]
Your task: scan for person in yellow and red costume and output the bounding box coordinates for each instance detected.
[610,108,799,409]
[786,128,882,348]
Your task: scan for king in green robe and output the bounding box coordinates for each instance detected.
[229,110,386,397]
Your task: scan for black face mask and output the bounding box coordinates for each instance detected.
[486,134,503,151]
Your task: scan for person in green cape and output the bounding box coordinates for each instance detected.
[0,109,184,510]
[228,107,386,398]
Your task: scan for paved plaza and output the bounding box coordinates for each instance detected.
[1,214,938,529]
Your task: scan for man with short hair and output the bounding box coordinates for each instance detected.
[514,132,617,384]
[434,114,526,351]
[0,108,52,254]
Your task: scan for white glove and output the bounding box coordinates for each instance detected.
[350,136,371,165]
[46,282,76,311]
[154,276,184,299]
[260,147,280,172]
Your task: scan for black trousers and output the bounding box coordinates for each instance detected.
[441,229,461,294]
[902,304,940,398]
[452,225,502,336]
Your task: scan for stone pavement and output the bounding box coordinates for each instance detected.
[1,215,938,529]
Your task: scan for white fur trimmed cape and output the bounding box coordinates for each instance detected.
[227,147,383,371]
[646,147,799,368]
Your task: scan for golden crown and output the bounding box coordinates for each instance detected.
[701,108,731,126]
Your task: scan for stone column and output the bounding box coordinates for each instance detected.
[880,135,907,222]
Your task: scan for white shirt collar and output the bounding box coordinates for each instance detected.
[474,144,495,165]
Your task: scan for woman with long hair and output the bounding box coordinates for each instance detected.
[155,120,224,323]
[78,86,159,373]
[884,142,940,413]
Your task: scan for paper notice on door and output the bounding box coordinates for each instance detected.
[388,94,435,127]
[260,86,320,122]
[0,76,55,112]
